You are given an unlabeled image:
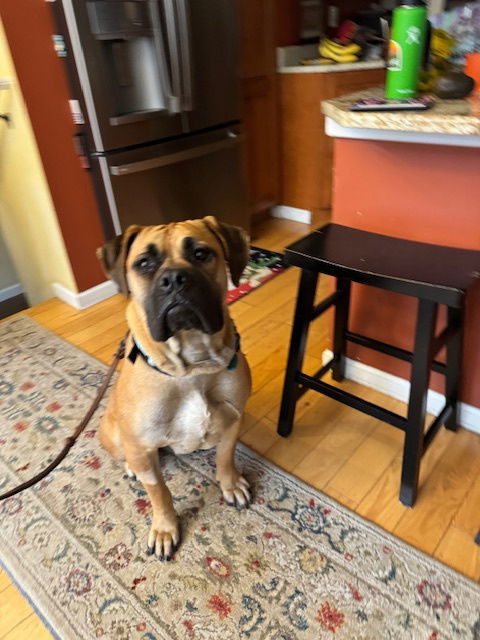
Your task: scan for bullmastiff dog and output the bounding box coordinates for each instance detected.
[97,216,252,561]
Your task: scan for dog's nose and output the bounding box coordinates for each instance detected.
[157,269,190,294]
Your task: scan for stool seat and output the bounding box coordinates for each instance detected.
[286,224,480,307]
[278,223,480,507]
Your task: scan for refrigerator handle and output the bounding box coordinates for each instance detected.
[149,0,181,114]
[161,0,183,114]
[110,132,244,176]
[176,0,193,112]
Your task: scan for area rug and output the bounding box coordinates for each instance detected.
[226,246,289,304]
[0,316,479,640]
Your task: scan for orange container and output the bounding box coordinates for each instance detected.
[465,52,480,93]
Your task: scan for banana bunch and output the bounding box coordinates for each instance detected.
[319,38,361,64]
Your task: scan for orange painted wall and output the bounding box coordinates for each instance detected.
[331,138,480,409]
[1,0,105,291]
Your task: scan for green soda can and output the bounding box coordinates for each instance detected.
[385,0,427,99]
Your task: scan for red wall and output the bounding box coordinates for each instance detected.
[1,0,105,291]
[331,138,480,409]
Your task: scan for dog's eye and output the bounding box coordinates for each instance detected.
[133,256,156,273]
[194,247,211,262]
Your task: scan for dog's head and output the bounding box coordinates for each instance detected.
[97,216,249,342]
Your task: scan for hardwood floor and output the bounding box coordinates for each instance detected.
[1,214,479,638]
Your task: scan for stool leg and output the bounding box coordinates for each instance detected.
[332,278,351,382]
[278,269,318,437]
[400,299,438,507]
[445,305,464,432]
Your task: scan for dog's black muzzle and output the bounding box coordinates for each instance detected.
[145,267,224,342]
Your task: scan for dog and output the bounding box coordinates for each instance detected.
[97,216,252,561]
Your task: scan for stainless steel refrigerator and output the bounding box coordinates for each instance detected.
[53,0,248,239]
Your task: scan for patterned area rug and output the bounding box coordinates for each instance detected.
[226,246,289,304]
[0,316,479,640]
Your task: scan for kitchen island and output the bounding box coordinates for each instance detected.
[321,88,480,431]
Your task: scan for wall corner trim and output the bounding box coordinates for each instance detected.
[322,349,480,435]
[52,280,118,310]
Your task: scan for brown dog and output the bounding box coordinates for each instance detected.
[97,216,252,561]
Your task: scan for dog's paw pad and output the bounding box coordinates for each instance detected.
[221,475,252,510]
[124,463,137,481]
[147,519,180,561]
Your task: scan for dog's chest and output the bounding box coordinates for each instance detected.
[138,384,238,454]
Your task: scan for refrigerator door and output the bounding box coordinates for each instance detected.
[98,126,249,235]
[61,0,184,151]
[180,0,241,132]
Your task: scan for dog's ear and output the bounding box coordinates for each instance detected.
[96,225,143,296]
[202,216,249,287]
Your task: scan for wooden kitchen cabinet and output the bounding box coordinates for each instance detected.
[239,0,279,221]
[279,68,385,211]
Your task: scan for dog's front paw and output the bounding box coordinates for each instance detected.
[146,514,180,561]
[218,472,251,510]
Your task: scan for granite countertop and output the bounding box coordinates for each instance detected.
[322,87,480,136]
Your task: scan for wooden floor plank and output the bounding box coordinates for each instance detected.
[325,420,403,506]
[240,417,279,456]
[0,584,34,637]
[0,570,12,593]
[393,427,480,555]
[453,472,480,537]
[292,399,379,491]
[356,427,455,533]
[2,613,53,640]
[322,486,359,511]
[434,526,480,582]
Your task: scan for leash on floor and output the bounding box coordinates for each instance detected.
[0,334,129,501]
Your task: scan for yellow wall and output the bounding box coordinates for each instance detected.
[0,19,77,305]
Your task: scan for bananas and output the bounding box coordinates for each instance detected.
[319,38,361,63]
[300,57,337,66]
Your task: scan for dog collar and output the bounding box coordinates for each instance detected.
[127,331,240,375]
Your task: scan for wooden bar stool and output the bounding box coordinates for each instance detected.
[278,223,480,507]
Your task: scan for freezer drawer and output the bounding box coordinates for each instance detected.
[100,127,249,234]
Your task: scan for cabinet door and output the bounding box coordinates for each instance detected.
[242,76,279,214]
[279,73,328,212]
[239,0,279,218]
[280,68,385,212]
[331,69,386,98]
[238,0,275,79]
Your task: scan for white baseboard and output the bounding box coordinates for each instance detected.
[0,283,24,303]
[322,349,480,435]
[271,205,312,224]
[52,280,119,310]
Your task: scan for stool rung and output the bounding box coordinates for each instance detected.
[310,291,340,320]
[423,404,453,452]
[345,331,447,375]
[296,372,407,430]
[296,357,335,400]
